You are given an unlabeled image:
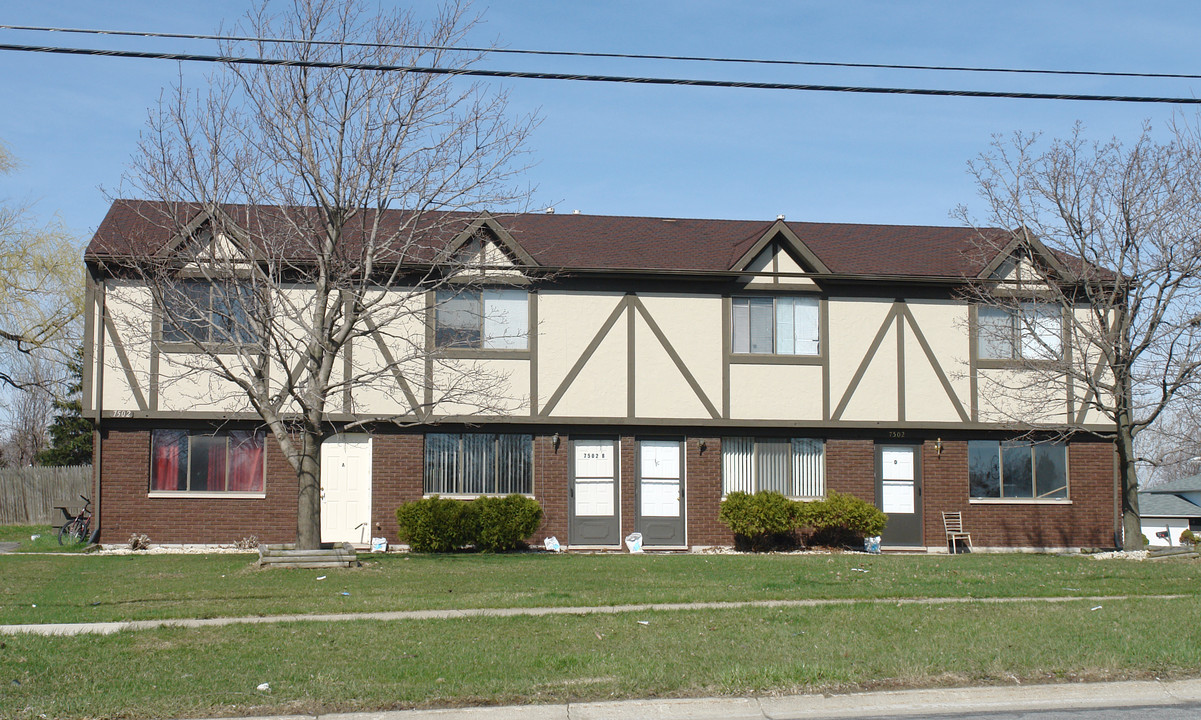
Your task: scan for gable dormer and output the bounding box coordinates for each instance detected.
[978,231,1075,289]
[155,205,255,271]
[441,214,538,281]
[731,219,830,289]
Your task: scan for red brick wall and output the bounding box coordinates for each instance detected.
[370,434,424,543]
[97,427,297,544]
[687,437,730,545]
[97,427,1119,550]
[920,439,1115,549]
[827,439,876,504]
[531,434,569,544]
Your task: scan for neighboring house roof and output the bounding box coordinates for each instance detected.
[1138,491,1201,518]
[1142,474,1201,495]
[86,199,1016,280]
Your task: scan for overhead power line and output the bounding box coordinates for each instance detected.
[1,23,1200,82]
[0,41,1199,105]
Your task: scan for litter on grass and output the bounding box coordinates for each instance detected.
[637,620,650,625]
[1091,605,1103,611]
[316,576,326,581]
[256,682,270,692]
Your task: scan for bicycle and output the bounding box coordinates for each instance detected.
[58,495,93,545]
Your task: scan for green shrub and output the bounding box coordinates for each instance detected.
[719,491,799,551]
[395,494,543,553]
[474,494,544,552]
[1180,529,1199,547]
[1140,533,1150,548]
[395,496,477,552]
[805,491,888,547]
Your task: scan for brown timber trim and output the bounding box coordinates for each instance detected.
[1075,355,1113,426]
[363,315,423,419]
[539,295,628,417]
[896,302,906,422]
[821,297,830,421]
[95,409,1116,433]
[102,313,149,412]
[899,304,970,423]
[626,293,635,419]
[81,274,96,413]
[722,295,731,419]
[439,348,531,360]
[424,290,434,410]
[148,306,160,411]
[831,303,900,421]
[529,289,539,416]
[729,354,822,366]
[631,296,720,419]
[969,305,978,422]
[343,300,353,413]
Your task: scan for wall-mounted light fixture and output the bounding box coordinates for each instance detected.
[934,438,943,458]
[552,433,560,451]
[698,439,707,454]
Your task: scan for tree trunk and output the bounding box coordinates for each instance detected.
[1116,419,1142,551]
[296,441,322,550]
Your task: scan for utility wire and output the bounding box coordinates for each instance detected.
[1,23,1199,82]
[1,42,1199,105]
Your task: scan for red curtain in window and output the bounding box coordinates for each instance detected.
[228,431,265,492]
[151,430,186,491]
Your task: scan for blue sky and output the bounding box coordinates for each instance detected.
[0,0,1199,242]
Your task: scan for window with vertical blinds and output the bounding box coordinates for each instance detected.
[424,433,533,495]
[722,437,824,498]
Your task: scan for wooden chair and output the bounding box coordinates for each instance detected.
[942,511,973,553]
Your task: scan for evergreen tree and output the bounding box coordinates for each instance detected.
[37,348,92,466]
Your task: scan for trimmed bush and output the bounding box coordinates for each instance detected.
[718,491,799,551]
[474,494,544,552]
[395,496,477,552]
[1180,529,1199,547]
[395,494,543,553]
[719,489,887,551]
[812,490,888,536]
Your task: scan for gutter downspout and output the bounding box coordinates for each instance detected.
[92,277,105,543]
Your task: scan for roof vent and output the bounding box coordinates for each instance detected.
[777,214,786,220]
[544,207,556,214]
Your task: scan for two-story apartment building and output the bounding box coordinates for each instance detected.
[82,200,1121,551]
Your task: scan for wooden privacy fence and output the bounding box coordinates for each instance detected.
[0,466,92,525]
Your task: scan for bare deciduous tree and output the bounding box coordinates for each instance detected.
[959,122,1201,550]
[109,0,534,548]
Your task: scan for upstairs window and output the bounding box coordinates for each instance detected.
[424,433,533,495]
[722,437,825,498]
[977,303,1061,361]
[435,288,528,350]
[969,440,1067,500]
[731,296,819,355]
[151,429,265,493]
[161,279,261,346]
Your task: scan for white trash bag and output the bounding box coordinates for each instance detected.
[625,532,643,553]
[543,535,562,552]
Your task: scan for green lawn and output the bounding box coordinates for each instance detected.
[0,525,91,553]
[5,597,1200,720]
[1,550,1198,625]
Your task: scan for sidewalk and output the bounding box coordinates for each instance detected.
[0,593,1186,636]
[188,678,1201,720]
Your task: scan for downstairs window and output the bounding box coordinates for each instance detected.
[424,433,533,495]
[969,440,1067,500]
[150,429,266,493]
[722,437,825,498]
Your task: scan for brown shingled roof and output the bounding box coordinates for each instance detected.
[87,199,1007,279]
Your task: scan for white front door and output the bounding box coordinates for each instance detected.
[320,434,372,545]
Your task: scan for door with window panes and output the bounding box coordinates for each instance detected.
[876,444,922,547]
[569,439,620,546]
[636,439,685,547]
